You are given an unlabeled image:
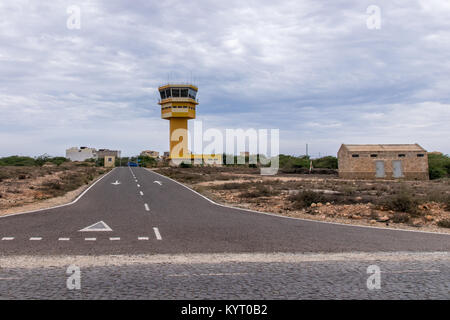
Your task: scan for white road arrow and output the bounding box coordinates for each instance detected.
[153,181,162,185]
[111,180,121,185]
[79,221,113,232]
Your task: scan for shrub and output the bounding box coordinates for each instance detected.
[392,212,410,223]
[429,167,447,180]
[48,157,69,166]
[437,219,450,228]
[289,190,325,209]
[428,153,450,179]
[240,185,277,198]
[279,155,310,169]
[0,156,36,166]
[179,162,192,168]
[313,156,338,169]
[214,182,250,190]
[382,192,419,215]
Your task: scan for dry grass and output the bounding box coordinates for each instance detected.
[0,163,106,210]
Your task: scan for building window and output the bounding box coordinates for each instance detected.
[417,154,425,157]
[370,154,378,158]
[352,154,359,158]
[398,154,406,157]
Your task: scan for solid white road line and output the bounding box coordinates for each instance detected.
[85,238,96,241]
[138,237,149,240]
[58,238,70,241]
[144,203,150,211]
[153,227,162,240]
[1,237,14,241]
[109,237,120,241]
[140,191,144,196]
[29,237,42,241]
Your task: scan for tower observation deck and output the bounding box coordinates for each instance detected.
[158,84,221,165]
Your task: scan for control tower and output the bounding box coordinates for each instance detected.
[158,84,198,161]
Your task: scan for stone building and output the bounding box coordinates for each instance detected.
[338,144,429,180]
[65,147,97,161]
[97,149,120,159]
[104,156,115,168]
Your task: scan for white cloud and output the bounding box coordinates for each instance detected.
[0,0,449,157]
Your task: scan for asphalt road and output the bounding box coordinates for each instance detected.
[0,167,449,299]
[0,167,449,255]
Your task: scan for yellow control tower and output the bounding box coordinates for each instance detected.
[158,84,198,161]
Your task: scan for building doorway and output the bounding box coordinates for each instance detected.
[392,160,403,178]
[375,161,385,178]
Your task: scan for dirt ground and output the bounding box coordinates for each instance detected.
[155,167,450,234]
[0,163,108,215]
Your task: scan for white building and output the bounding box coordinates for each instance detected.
[66,147,97,162]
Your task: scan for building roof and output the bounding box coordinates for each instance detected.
[158,84,198,91]
[341,144,426,152]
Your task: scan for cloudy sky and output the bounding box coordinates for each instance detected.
[1,0,449,157]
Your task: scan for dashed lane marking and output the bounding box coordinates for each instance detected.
[109,237,120,241]
[1,237,14,241]
[144,203,150,211]
[153,227,162,240]
[29,237,42,241]
[85,238,96,241]
[58,238,70,241]
[140,191,144,196]
[137,184,141,187]
[138,237,149,240]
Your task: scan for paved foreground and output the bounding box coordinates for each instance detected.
[0,252,448,299]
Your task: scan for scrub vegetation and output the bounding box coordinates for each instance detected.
[156,166,450,232]
[0,161,107,210]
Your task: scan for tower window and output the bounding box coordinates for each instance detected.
[188,89,197,99]
[172,88,180,97]
[160,91,166,99]
[180,89,188,97]
[165,89,171,98]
